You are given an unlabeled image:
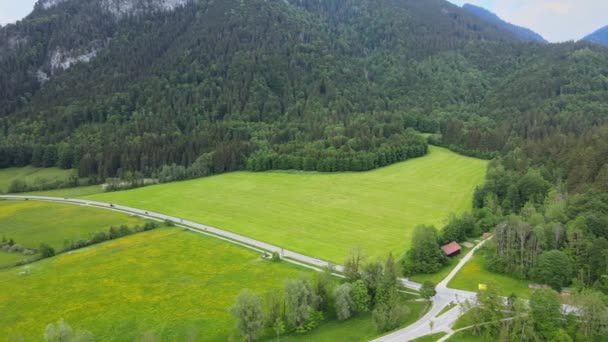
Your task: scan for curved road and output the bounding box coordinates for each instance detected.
[374,239,490,342]
[2,195,489,341]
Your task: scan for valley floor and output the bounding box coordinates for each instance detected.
[87,146,487,263]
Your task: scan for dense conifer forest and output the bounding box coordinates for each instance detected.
[2,0,606,183]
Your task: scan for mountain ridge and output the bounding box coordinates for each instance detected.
[462,3,546,43]
[583,25,608,47]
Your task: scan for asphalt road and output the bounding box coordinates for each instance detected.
[373,239,490,342]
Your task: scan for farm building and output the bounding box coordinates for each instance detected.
[441,241,461,257]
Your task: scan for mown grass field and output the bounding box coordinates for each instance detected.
[0,200,145,265]
[448,254,532,298]
[88,146,487,263]
[0,228,312,341]
[0,166,75,192]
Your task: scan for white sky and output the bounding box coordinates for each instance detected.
[0,0,607,42]
[448,0,608,42]
[0,0,37,26]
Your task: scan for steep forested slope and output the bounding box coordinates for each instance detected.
[1,0,608,187]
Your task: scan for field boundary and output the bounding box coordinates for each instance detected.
[0,195,350,277]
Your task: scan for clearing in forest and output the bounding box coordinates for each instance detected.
[89,146,488,262]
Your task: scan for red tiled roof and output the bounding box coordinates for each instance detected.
[441,241,461,255]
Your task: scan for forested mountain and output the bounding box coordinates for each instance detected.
[462,3,547,43]
[583,25,608,47]
[1,0,608,189]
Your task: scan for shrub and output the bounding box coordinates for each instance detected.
[91,232,108,244]
[8,179,28,193]
[144,222,159,231]
[271,251,281,262]
[39,243,55,258]
[9,244,24,253]
[118,225,132,236]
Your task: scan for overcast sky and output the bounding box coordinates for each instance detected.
[1,0,607,42]
[0,0,37,26]
[448,0,608,42]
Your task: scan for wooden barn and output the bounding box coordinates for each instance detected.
[441,241,461,257]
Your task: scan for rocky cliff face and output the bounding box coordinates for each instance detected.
[3,0,192,85]
[39,0,191,15]
[102,0,191,17]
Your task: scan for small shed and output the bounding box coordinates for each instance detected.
[482,232,492,239]
[441,241,461,257]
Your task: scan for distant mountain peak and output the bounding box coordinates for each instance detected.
[583,25,608,47]
[462,3,546,43]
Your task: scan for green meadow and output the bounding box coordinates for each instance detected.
[88,146,488,262]
[0,166,75,193]
[448,254,532,299]
[0,200,146,265]
[18,185,104,197]
[0,228,310,341]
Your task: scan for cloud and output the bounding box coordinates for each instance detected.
[449,0,608,42]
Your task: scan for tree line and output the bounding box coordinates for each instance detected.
[461,283,608,341]
[230,252,413,341]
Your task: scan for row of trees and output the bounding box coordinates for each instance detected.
[6,174,86,194]
[231,253,410,341]
[1,221,161,269]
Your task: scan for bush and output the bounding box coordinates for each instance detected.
[271,251,281,262]
[91,232,108,244]
[39,243,55,258]
[8,179,28,193]
[144,221,159,231]
[118,225,132,236]
[9,244,24,253]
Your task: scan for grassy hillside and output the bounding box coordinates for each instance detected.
[0,200,145,266]
[0,167,75,193]
[0,228,310,341]
[88,146,487,262]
